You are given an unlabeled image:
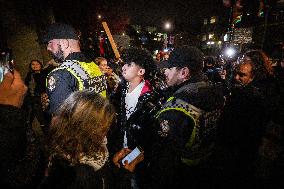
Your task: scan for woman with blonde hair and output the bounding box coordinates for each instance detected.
[38,90,115,189]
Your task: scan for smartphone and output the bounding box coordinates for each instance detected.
[121,147,142,165]
[0,50,13,83]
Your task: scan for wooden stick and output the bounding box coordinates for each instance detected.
[102,22,120,59]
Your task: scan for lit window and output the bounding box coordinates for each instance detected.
[209,33,214,39]
[210,16,216,24]
[224,34,229,42]
[204,19,208,25]
[202,35,207,41]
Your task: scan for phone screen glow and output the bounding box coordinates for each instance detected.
[121,147,141,165]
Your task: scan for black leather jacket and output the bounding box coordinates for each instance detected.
[108,80,160,154]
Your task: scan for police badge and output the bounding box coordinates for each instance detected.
[48,76,56,92]
[158,119,170,137]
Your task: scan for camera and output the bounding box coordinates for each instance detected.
[0,49,13,83]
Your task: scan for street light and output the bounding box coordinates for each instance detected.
[98,14,102,19]
[164,22,171,30]
[224,47,236,58]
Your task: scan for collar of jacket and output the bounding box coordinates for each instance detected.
[122,80,152,97]
[79,138,109,171]
[120,81,153,126]
[65,52,89,62]
[140,80,152,96]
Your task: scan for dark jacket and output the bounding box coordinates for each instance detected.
[46,53,87,114]
[23,71,46,126]
[0,105,27,187]
[0,104,44,188]
[108,79,159,154]
[108,80,161,189]
[25,72,46,97]
[37,157,109,189]
[148,73,225,188]
[214,76,282,188]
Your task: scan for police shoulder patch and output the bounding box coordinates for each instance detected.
[48,75,57,92]
[158,119,170,137]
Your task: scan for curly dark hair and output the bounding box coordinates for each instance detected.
[244,50,274,81]
[121,47,157,81]
[49,90,115,164]
[121,47,167,95]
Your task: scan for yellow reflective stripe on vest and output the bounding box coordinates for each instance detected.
[48,60,106,97]
[157,107,197,148]
[79,62,106,97]
[166,96,174,102]
[48,66,85,89]
[156,97,202,127]
[181,157,201,166]
[156,97,203,166]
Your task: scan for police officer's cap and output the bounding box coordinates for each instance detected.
[160,46,204,72]
[42,23,79,43]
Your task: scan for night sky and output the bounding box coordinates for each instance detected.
[125,0,223,25]
[0,0,228,48]
[1,0,267,41]
[51,0,225,31]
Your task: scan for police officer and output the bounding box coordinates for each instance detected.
[148,46,225,188]
[43,23,107,114]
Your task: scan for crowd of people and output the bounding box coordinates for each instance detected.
[0,22,283,189]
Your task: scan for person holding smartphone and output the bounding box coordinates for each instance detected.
[112,147,144,173]
[38,91,116,189]
[108,47,163,189]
